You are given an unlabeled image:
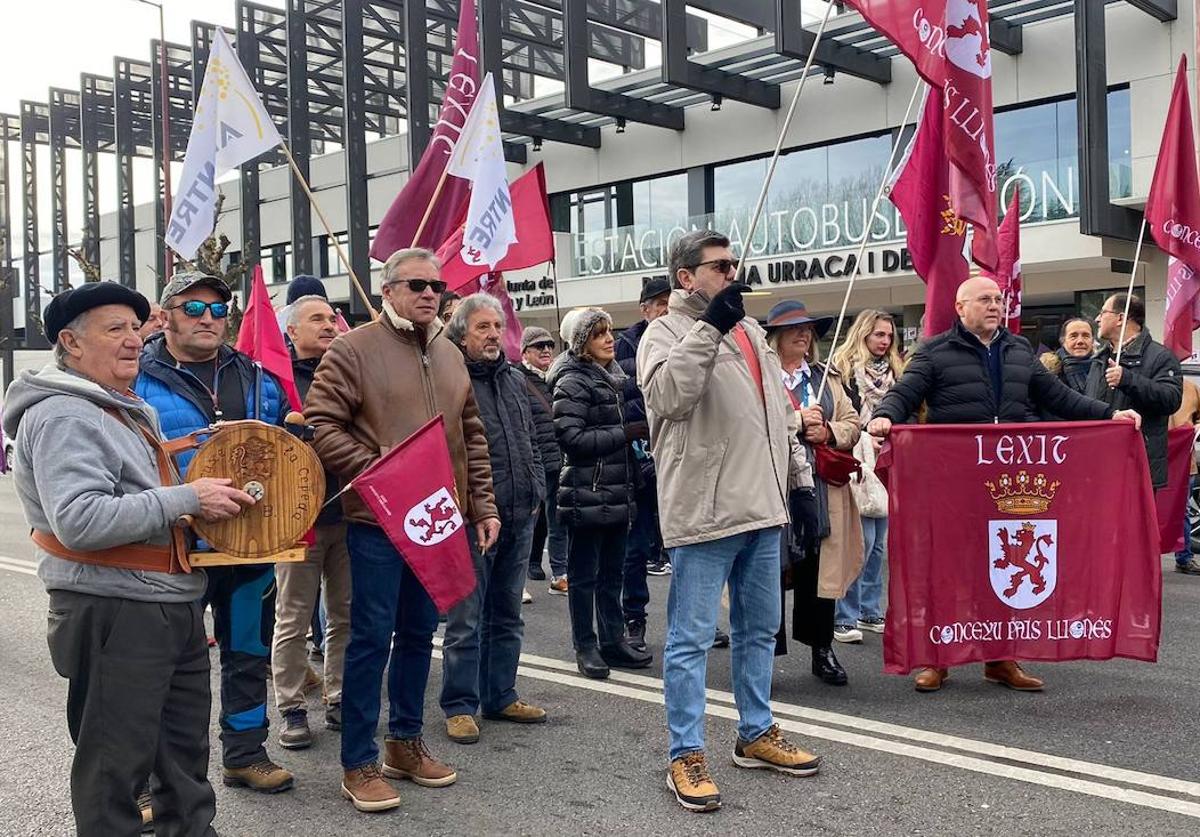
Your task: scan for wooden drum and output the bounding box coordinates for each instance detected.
[184,420,326,561]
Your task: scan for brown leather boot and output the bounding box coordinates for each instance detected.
[913,667,949,692]
[341,763,401,813]
[222,758,295,793]
[984,660,1044,691]
[482,699,548,724]
[667,752,721,812]
[382,737,458,787]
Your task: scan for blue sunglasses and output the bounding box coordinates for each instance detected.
[169,300,229,319]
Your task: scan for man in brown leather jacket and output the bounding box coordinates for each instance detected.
[304,247,500,813]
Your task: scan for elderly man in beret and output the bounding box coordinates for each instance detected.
[2,282,254,835]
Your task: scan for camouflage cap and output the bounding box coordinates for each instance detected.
[159,271,233,307]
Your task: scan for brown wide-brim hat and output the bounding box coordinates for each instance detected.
[764,300,834,339]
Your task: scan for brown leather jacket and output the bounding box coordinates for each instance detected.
[304,305,497,526]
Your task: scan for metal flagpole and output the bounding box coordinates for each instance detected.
[734,0,838,282]
[1114,217,1148,366]
[814,76,925,402]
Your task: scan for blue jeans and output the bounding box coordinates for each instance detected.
[836,516,888,625]
[441,513,536,716]
[664,528,781,761]
[341,523,439,770]
[1177,475,1197,567]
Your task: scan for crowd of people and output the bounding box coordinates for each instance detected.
[1,225,1194,831]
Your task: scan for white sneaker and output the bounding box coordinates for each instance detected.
[833,625,863,644]
[522,588,533,604]
[857,617,885,634]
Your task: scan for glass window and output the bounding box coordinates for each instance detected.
[1107,88,1132,199]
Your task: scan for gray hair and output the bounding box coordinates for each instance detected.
[668,230,731,289]
[445,293,505,346]
[53,311,91,366]
[286,294,332,327]
[381,247,441,285]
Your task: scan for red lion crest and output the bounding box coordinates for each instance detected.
[408,497,460,544]
[993,523,1053,599]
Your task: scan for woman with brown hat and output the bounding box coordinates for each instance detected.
[765,300,864,686]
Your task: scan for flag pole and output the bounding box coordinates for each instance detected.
[1114,217,1148,366]
[815,76,925,403]
[278,143,379,320]
[734,0,837,282]
[410,167,453,248]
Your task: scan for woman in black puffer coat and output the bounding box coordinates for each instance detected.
[550,307,652,680]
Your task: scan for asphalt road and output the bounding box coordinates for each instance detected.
[1,475,1199,836]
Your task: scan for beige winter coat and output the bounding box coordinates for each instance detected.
[813,367,865,599]
[638,290,813,549]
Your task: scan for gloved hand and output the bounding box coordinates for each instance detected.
[624,420,650,442]
[697,283,747,334]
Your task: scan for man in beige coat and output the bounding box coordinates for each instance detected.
[637,229,820,813]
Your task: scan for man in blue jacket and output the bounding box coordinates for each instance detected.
[136,271,294,793]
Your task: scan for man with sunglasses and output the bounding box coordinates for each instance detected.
[304,248,499,813]
[135,271,295,794]
[519,326,567,592]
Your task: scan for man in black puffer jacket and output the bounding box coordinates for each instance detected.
[518,326,568,590]
[869,276,1141,695]
[1086,292,1182,489]
[441,294,548,742]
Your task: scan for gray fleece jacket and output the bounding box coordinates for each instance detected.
[2,364,205,602]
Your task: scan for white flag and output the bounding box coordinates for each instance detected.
[166,29,282,260]
[445,73,517,268]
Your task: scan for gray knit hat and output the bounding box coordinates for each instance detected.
[520,325,554,352]
[567,307,612,358]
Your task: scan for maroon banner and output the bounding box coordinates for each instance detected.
[1157,425,1194,554]
[351,415,476,612]
[235,265,302,412]
[993,188,1022,334]
[876,421,1161,674]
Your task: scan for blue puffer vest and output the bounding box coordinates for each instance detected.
[134,337,287,474]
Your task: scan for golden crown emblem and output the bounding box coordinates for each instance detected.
[984,470,1059,515]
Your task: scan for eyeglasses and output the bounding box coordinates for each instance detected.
[387,278,448,294]
[691,258,739,275]
[168,300,229,319]
[971,295,1005,306]
[1099,308,1122,317]
[528,341,554,351]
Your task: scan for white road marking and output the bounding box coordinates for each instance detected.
[428,643,1200,820]
[0,554,36,576]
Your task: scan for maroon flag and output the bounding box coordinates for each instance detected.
[988,188,1023,333]
[370,0,479,259]
[1146,56,1200,358]
[1156,425,1194,554]
[235,265,303,411]
[437,163,555,294]
[876,421,1161,674]
[351,415,476,612]
[889,90,970,337]
[846,0,998,270]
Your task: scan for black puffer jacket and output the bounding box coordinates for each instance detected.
[550,352,637,529]
[518,362,561,475]
[1085,330,1182,488]
[875,321,1115,425]
[464,354,545,521]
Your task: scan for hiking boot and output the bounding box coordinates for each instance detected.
[222,758,295,793]
[984,660,1044,691]
[626,618,648,653]
[528,564,547,581]
[279,708,313,749]
[325,703,342,731]
[833,624,863,643]
[712,628,730,649]
[483,700,548,724]
[382,737,457,787]
[302,665,323,696]
[548,576,569,596]
[667,752,721,812]
[137,788,153,833]
[733,724,821,776]
[445,714,480,744]
[341,763,400,812]
[914,667,949,692]
[601,639,653,669]
[857,617,886,634]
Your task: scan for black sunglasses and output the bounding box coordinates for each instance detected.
[168,300,229,319]
[528,340,554,351]
[691,258,739,275]
[389,278,448,294]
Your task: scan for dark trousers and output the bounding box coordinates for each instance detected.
[622,479,659,622]
[341,523,439,770]
[530,470,569,578]
[203,563,276,768]
[566,523,627,651]
[779,543,834,652]
[47,591,216,837]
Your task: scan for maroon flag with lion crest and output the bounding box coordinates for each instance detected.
[351,415,475,612]
[876,421,1161,674]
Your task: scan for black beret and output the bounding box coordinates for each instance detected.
[43,282,152,343]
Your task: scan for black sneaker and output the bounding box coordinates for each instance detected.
[325,703,342,731]
[528,564,547,581]
[279,708,312,750]
[713,628,730,649]
[646,559,672,576]
[626,618,648,653]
